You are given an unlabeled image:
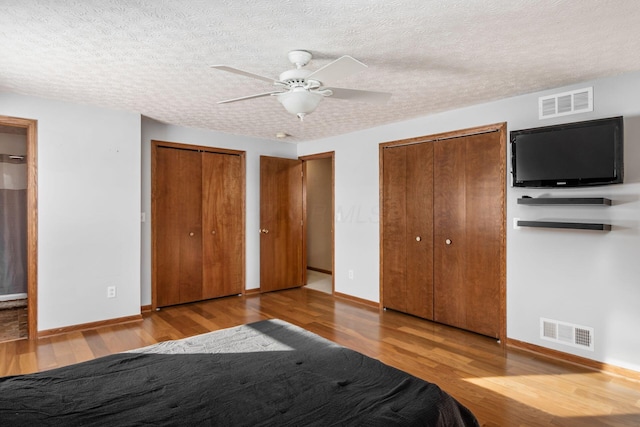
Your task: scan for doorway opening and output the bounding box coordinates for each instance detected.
[301,152,334,295]
[0,116,37,341]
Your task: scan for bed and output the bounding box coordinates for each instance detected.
[0,319,478,426]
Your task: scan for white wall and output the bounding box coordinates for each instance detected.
[0,92,141,331]
[298,70,640,372]
[140,118,297,305]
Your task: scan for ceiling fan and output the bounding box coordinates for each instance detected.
[211,50,392,121]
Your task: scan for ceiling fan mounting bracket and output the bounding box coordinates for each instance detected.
[288,50,312,68]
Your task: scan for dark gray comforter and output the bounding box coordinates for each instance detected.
[0,319,478,426]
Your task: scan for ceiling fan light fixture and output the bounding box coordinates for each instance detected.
[212,50,391,121]
[277,88,323,120]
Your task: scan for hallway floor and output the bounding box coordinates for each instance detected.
[305,270,332,294]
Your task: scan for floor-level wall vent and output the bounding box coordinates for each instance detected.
[538,87,593,119]
[540,318,594,351]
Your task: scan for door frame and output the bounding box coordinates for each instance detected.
[0,115,38,340]
[151,140,246,310]
[379,123,506,343]
[299,152,335,294]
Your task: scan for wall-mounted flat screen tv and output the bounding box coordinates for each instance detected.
[511,116,623,187]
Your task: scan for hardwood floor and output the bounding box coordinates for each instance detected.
[1,288,639,426]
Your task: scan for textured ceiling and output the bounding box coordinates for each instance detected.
[1,1,640,143]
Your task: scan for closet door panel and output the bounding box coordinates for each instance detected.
[154,147,180,307]
[462,132,502,338]
[433,131,503,338]
[176,149,203,304]
[202,152,243,298]
[155,147,202,306]
[433,138,467,329]
[381,146,407,313]
[405,143,434,319]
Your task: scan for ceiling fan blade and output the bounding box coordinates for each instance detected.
[306,56,367,85]
[325,87,392,103]
[217,91,284,104]
[211,65,278,84]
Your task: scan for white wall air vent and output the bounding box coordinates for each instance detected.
[538,87,593,119]
[540,318,594,351]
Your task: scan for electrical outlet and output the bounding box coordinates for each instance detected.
[107,286,116,298]
[348,269,354,280]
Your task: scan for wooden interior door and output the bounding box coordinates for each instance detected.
[155,147,203,307]
[381,143,433,319]
[260,156,304,292]
[201,151,243,299]
[433,131,503,338]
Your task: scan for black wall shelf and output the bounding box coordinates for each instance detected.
[518,197,612,206]
[518,197,611,206]
[517,220,611,231]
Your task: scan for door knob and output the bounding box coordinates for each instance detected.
[260,229,269,234]
[211,230,216,235]
[445,239,452,245]
[415,236,421,242]
[189,232,194,237]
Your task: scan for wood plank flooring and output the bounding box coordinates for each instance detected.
[1,288,639,426]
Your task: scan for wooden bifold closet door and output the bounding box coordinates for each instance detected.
[380,124,505,340]
[433,131,504,339]
[381,143,434,319]
[153,143,244,308]
[201,152,243,299]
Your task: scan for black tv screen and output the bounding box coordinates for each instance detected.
[511,116,624,187]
